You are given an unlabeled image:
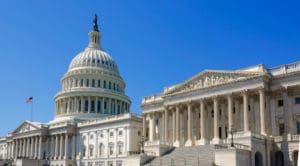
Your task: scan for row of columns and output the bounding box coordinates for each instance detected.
[55,96,129,116]
[6,134,76,160]
[6,136,42,159]
[50,134,76,160]
[143,88,266,146]
[63,78,123,93]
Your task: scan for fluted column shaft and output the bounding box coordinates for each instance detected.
[164,109,169,143]
[213,98,219,139]
[243,91,249,131]
[38,136,42,159]
[259,89,266,135]
[64,134,68,159]
[72,135,76,159]
[60,135,63,158]
[227,95,233,129]
[55,135,58,158]
[186,103,192,145]
[172,110,176,143]
[175,105,180,142]
[200,100,206,142]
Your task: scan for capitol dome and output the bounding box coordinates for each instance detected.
[53,16,131,121]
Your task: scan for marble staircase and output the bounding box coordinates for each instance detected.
[143,145,215,166]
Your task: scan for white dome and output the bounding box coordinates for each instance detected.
[68,48,119,74]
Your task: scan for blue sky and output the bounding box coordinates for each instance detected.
[0,0,299,136]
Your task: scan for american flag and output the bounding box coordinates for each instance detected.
[25,97,33,103]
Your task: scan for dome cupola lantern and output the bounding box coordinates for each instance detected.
[88,14,102,50]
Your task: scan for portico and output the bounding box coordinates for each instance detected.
[143,87,267,147]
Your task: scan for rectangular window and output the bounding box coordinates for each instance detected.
[295,97,300,104]
[86,79,89,87]
[97,101,101,113]
[78,100,81,112]
[91,101,95,112]
[119,131,123,136]
[110,132,114,137]
[84,100,88,112]
[297,122,300,134]
[278,100,284,107]
[219,127,222,138]
[104,81,106,88]
[89,147,93,156]
[98,80,101,88]
[279,123,285,136]
[92,79,95,87]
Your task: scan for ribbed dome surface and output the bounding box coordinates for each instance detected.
[68,48,119,74]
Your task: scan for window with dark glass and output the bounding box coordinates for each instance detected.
[104,81,106,88]
[279,123,285,136]
[297,121,300,134]
[86,79,89,87]
[295,97,300,104]
[84,100,88,112]
[78,100,81,112]
[278,100,283,107]
[92,79,95,87]
[109,82,111,89]
[98,80,101,88]
[97,101,101,113]
[80,79,84,87]
[91,101,95,112]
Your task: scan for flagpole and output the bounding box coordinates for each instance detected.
[30,101,33,121]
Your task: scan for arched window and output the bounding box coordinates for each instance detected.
[99,143,104,156]
[82,146,86,157]
[89,145,94,157]
[109,143,114,155]
[117,142,123,155]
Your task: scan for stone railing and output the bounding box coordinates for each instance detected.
[144,140,161,146]
[269,61,300,75]
[78,113,140,127]
[273,136,283,142]
[233,131,265,140]
[128,151,141,156]
[142,94,163,105]
[291,134,300,141]
[215,143,250,151]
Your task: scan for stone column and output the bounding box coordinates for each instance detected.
[80,96,84,112]
[34,137,38,158]
[101,97,105,113]
[283,88,289,134]
[30,137,34,158]
[172,109,176,143]
[67,97,70,114]
[88,96,91,113]
[227,95,233,129]
[212,97,220,144]
[199,100,207,145]
[164,108,169,143]
[23,139,26,157]
[55,135,58,159]
[142,114,147,140]
[150,113,155,141]
[185,102,193,146]
[161,111,165,142]
[26,138,30,157]
[95,96,98,113]
[60,134,64,159]
[174,105,180,147]
[38,136,42,159]
[243,91,249,131]
[259,88,266,135]
[72,135,76,159]
[64,134,68,159]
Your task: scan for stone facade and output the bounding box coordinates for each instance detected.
[0,18,142,166]
[142,62,300,166]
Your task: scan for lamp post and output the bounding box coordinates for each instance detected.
[229,126,236,147]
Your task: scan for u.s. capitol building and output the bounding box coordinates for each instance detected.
[0,17,142,166]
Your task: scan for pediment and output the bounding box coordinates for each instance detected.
[164,70,266,95]
[12,121,41,134]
